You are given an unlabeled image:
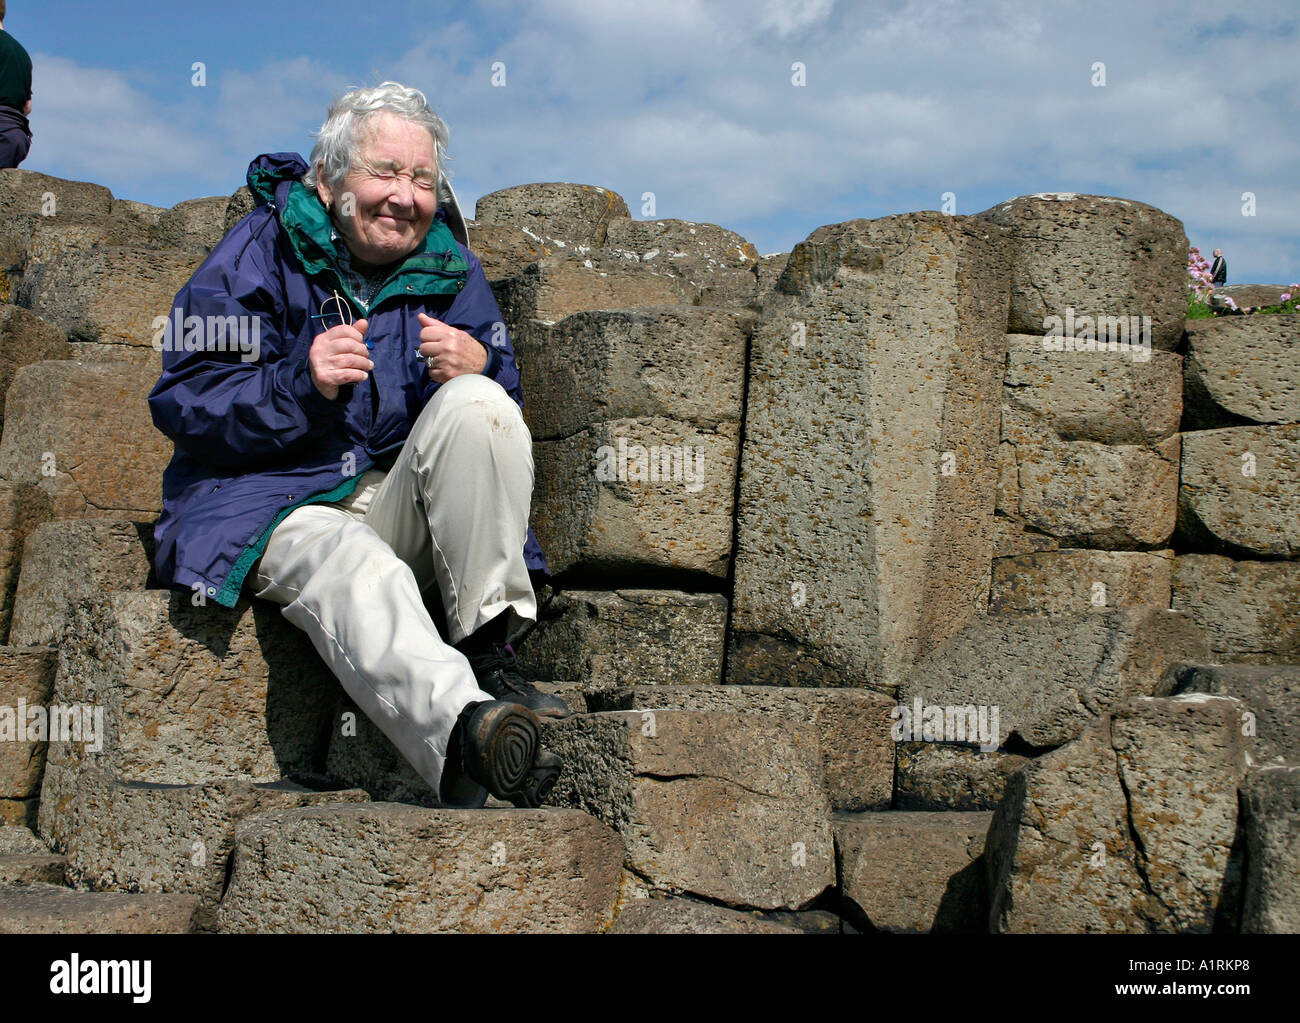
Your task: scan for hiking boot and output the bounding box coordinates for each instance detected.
[461,642,572,719]
[440,700,563,809]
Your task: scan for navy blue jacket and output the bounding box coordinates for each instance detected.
[149,153,546,607]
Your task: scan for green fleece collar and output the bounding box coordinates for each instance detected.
[278,181,468,312]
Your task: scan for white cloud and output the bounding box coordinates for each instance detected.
[22,0,1300,280]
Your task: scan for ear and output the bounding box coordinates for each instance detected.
[315,163,334,210]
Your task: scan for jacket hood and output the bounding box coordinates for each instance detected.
[247,152,309,209]
[244,151,469,247]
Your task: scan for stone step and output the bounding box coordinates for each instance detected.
[1173,662,1300,764]
[895,742,1029,811]
[0,884,198,934]
[588,684,894,811]
[0,356,173,520]
[541,709,834,910]
[0,647,59,809]
[43,767,368,932]
[216,802,626,933]
[999,405,1180,548]
[1240,764,1300,933]
[0,481,53,644]
[516,305,750,443]
[990,550,1174,616]
[834,810,993,933]
[496,253,698,328]
[0,825,48,854]
[609,898,807,934]
[475,182,630,250]
[9,518,156,647]
[533,416,738,578]
[898,608,1209,750]
[1172,555,1299,663]
[0,853,66,885]
[519,589,727,691]
[1184,316,1300,428]
[985,693,1248,933]
[0,304,69,427]
[18,244,203,348]
[1177,424,1299,558]
[39,591,340,834]
[1003,332,1182,445]
[603,218,760,309]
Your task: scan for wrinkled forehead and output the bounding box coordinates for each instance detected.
[354,113,439,172]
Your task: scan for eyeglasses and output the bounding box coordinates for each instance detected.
[311,290,354,331]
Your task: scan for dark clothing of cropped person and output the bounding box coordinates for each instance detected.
[0,2,32,169]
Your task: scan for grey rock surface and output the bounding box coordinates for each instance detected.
[1240,764,1300,933]
[590,684,895,811]
[895,742,1029,810]
[520,590,727,690]
[985,694,1248,932]
[0,647,57,799]
[990,549,1173,616]
[609,897,802,933]
[899,608,1209,749]
[974,193,1187,349]
[731,212,1011,690]
[47,766,368,931]
[835,811,991,932]
[9,519,154,647]
[999,405,1180,548]
[0,356,174,520]
[1177,425,1299,558]
[1003,332,1182,444]
[475,182,630,248]
[541,710,834,909]
[217,802,627,933]
[515,305,750,441]
[1184,316,1300,428]
[1172,555,1300,663]
[0,883,198,934]
[532,417,738,578]
[1174,662,1300,765]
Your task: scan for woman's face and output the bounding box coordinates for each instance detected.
[316,112,439,269]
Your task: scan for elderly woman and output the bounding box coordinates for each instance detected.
[149,82,565,808]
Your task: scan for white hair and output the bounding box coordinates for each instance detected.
[303,82,451,202]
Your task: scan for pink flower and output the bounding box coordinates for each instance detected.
[1282,293,1292,302]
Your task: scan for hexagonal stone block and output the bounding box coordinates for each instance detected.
[731,212,1011,690]
[589,684,894,812]
[1172,554,1300,664]
[1184,316,1300,428]
[898,609,1209,749]
[990,549,1173,615]
[1178,425,1299,558]
[217,802,627,933]
[985,694,1249,933]
[974,193,1187,350]
[519,590,727,690]
[541,710,834,910]
[835,811,992,932]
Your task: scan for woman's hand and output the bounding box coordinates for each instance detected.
[309,319,372,400]
[417,312,487,383]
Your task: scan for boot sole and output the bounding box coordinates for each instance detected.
[468,702,563,809]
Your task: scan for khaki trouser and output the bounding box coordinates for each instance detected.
[250,374,537,802]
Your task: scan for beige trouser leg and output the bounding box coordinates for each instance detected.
[250,374,537,802]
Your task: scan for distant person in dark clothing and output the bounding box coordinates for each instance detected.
[1211,249,1227,285]
[0,0,32,169]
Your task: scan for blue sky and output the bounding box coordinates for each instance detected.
[11,0,1300,284]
